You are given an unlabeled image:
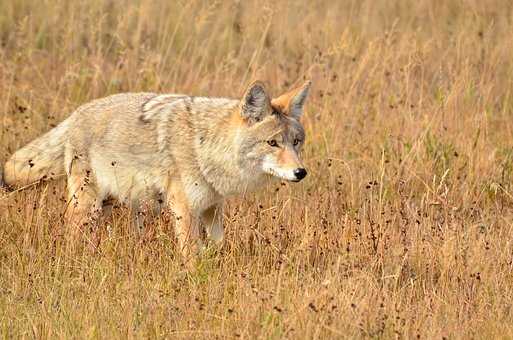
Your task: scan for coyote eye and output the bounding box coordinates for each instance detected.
[267,139,279,147]
[293,139,301,146]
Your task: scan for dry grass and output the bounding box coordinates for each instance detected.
[1,0,513,338]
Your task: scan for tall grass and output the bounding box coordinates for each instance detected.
[1,0,513,338]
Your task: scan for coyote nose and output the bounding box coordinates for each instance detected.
[293,168,307,181]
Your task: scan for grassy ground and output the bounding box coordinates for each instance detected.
[1,0,513,338]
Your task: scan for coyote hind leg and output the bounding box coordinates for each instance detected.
[64,154,103,236]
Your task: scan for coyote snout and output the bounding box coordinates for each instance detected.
[262,147,308,182]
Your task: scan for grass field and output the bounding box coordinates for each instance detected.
[1,0,513,338]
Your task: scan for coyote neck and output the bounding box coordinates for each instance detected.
[194,108,266,196]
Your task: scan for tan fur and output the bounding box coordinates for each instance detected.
[277,147,303,170]
[2,81,311,261]
[271,81,311,118]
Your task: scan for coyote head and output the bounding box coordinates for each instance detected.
[237,80,311,183]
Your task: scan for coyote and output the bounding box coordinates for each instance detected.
[2,80,311,259]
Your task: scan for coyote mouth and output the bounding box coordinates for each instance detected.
[265,168,299,182]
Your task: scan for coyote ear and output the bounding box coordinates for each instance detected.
[240,81,269,122]
[271,81,311,119]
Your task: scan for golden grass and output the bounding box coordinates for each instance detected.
[1,0,513,338]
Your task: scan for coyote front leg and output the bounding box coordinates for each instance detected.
[167,182,203,262]
[202,204,224,245]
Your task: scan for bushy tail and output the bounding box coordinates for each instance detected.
[2,119,70,188]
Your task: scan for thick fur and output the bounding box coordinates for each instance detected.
[2,81,311,260]
[3,117,70,186]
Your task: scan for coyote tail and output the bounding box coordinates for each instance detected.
[2,119,70,188]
